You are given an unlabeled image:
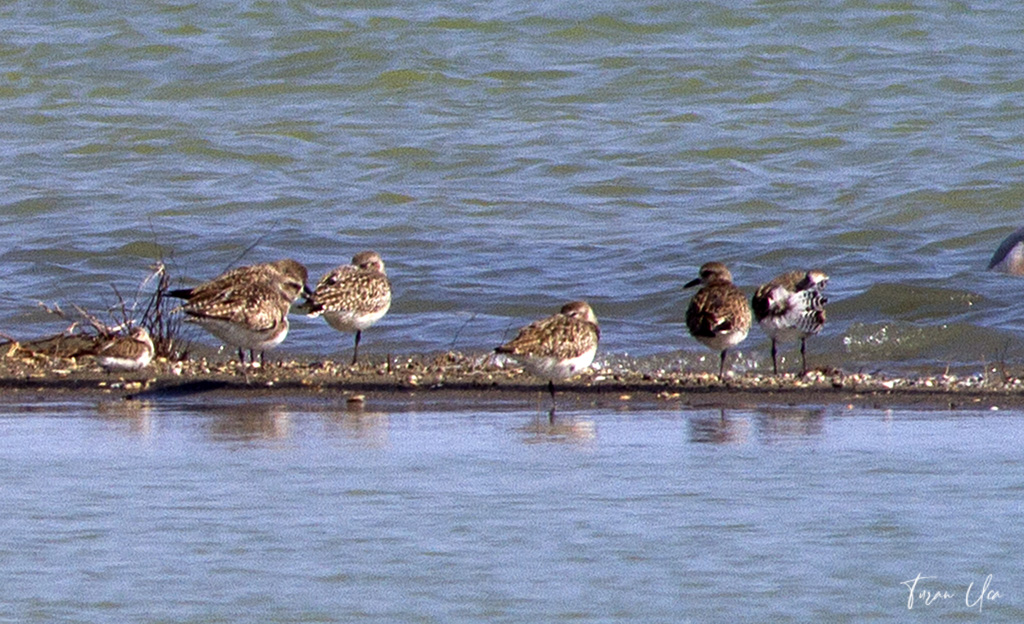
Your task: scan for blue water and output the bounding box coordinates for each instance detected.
[3,2,1024,621]
[1,0,1024,373]
[1,399,1022,622]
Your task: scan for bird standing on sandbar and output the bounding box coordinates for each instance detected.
[87,326,155,373]
[495,301,600,415]
[297,251,392,365]
[169,259,309,365]
[751,270,828,374]
[685,262,751,380]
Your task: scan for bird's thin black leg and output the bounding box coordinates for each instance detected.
[351,330,362,365]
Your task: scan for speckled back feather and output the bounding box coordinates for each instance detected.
[172,259,308,308]
[181,281,291,331]
[686,284,750,339]
[685,263,750,341]
[95,327,153,359]
[496,302,600,361]
[305,256,391,318]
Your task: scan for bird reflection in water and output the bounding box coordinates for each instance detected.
[208,402,292,441]
[94,399,154,437]
[755,407,825,443]
[323,398,390,447]
[688,409,751,444]
[515,412,596,445]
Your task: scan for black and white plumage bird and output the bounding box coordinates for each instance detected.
[989,227,1024,276]
[751,270,828,375]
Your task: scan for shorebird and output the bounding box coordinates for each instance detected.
[298,251,392,365]
[685,262,751,380]
[989,227,1024,275]
[169,259,309,364]
[495,301,600,414]
[87,326,155,373]
[751,270,828,374]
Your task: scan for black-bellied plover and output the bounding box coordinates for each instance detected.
[495,300,600,413]
[685,262,751,380]
[298,251,392,365]
[751,270,828,374]
[989,227,1024,275]
[170,259,309,364]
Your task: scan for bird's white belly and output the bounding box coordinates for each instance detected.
[97,353,152,372]
[323,306,389,333]
[518,346,597,381]
[191,318,289,350]
[759,318,803,344]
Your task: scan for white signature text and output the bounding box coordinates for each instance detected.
[901,573,1001,612]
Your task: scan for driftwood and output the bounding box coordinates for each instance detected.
[1,262,188,363]
[2,332,104,359]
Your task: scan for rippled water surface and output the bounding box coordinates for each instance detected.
[2,0,1024,373]
[2,399,1023,622]
[5,5,1024,621]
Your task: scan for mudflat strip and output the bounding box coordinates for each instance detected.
[0,351,1019,411]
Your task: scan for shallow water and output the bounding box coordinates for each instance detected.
[2,0,1024,374]
[5,5,1024,620]
[1,398,1022,622]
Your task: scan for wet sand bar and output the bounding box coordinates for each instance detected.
[1,351,1021,411]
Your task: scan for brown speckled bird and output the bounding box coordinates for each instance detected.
[685,262,751,380]
[495,301,600,413]
[752,270,828,374]
[169,259,309,364]
[87,326,155,373]
[299,251,392,365]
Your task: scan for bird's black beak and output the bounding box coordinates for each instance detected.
[684,277,701,289]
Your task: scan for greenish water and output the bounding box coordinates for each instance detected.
[1,0,1023,374]
[2,5,1024,619]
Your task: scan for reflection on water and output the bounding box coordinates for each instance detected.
[82,401,838,447]
[514,413,596,445]
[90,398,395,446]
[755,407,826,443]
[686,407,828,445]
[206,402,292,441]
[94,399,153,437]
[322,403,390,448]
[688,410,751,445]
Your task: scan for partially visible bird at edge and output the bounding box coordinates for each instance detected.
[989,226,1024,276]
